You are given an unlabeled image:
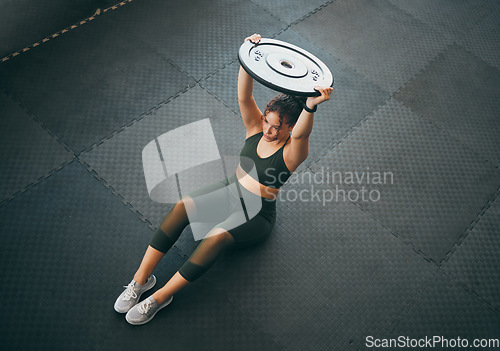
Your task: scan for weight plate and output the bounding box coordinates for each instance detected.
[238,38,334,97]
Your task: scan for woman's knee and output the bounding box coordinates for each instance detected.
[177,196,195,217]
[203,228,235,246]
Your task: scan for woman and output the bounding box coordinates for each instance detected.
[114,33,333,325]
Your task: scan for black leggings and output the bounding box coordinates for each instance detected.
[150,175,276,282]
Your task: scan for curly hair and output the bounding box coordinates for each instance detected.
[263,94,306,128]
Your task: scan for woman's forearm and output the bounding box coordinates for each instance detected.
[292,88,333,138]
[291,109,314,139]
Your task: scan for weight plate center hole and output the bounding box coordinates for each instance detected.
[280,60,294,69]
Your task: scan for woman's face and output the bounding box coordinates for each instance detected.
[262,111,291,142]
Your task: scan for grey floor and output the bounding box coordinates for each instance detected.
[1,0,499,350]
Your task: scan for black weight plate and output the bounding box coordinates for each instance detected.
[238,38,334,97]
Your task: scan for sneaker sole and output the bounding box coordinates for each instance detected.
[114,275,157,313]
[126,296,173,325]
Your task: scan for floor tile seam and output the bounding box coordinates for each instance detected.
[348,196,439,266]
[201,55,239,82]
[266,1,336,42]
[247,0,292,28]
[306,96,392,166]
[0,159,73,209]
[288,0,336,27]
[393,38,500,96]
[308,104,500,269]
[394,96,500,170]
[303,162,442,268]
[389,37,454,96]
[313,0,455,96]
[386,0,466,46]
[123,27,199,83]
[438,266,500,316]
[440,185,500,266]
[390,0,500,64]
[76,158,155,230]
[78,84,194,155]
[2,88,77,156]
[199,27,291,83]
[452,39,500,75]
[393,59,500,170]
[198,1,336,83]
[0,0,134,64]
[288,0,453,96]
[200,84,241,116]
[389,3,500,94]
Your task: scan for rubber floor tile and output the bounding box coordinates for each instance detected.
[249,0,329,25]
[390,269,500,343]
[292,0,452,93]
[201,28,390,172]
[395,44,500,167]
[202,177,435,350]
[389,0,500,42]
[0,92,74,203]
[0,13,195,153]
[109,0,286,80]
[0,160,161,351]
[310,98,500,264]
[443,190,500,310]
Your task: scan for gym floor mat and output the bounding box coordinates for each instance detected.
[0,12,195,154]
[249,0,329,26]
[0,92,74,203]
[443,190,500,310]
[391,269,500,342]
[0,160,166,350]
[292,0,452,93]
[108,0,286,80]
[456,10,500,71]
[389,0,500,42]
[309,98,500,264]
[394,44,500,168]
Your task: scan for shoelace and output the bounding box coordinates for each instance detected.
[138,300,152,315]
[122,282,138,301]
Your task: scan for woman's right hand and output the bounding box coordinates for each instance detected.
[244,33,261,44]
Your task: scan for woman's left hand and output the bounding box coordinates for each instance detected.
[306,86,333,110]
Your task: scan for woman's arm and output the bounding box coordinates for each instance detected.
[238,34,263,132]
[291,87,333,139]
[287,87,333,170]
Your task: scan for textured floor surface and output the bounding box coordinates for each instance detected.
[1,0,499,350]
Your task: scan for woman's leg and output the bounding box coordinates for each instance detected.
[133,177,232,285]
[152,228,235,303]
[133,196,195,285]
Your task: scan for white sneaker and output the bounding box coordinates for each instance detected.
[125,295,173,325]
[114,275,156,313]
